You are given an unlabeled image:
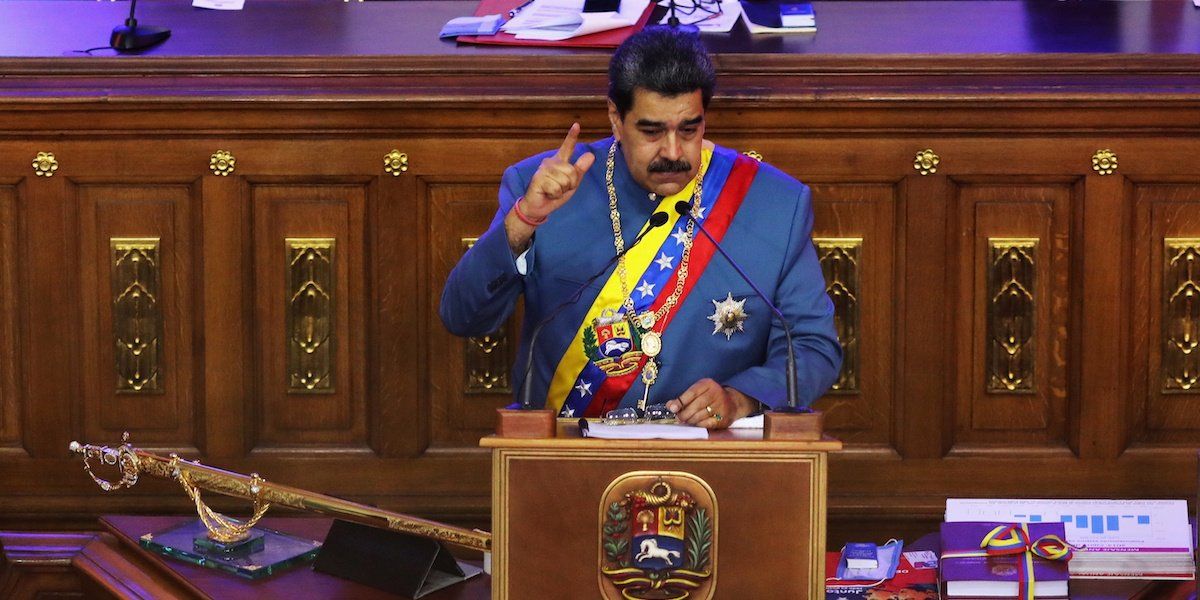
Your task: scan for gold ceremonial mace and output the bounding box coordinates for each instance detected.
[69,433,491,552]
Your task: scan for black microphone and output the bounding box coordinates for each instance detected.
[110,0,171,51]
[674,201,805,411]
[517,211,670,410]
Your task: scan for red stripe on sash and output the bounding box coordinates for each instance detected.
[586,154,760,415]
[584,373,636,418]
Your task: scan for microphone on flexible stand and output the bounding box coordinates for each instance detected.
[110,0,171,52]
[673,201,807,412]
[516,211,671,410]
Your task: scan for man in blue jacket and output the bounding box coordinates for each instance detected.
[440,27,841,429]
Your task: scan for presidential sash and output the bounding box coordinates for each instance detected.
[547,147,760,417]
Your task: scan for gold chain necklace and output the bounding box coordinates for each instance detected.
[604,141,704,409]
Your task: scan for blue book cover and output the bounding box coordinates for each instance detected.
[741,1,816,32]
[779,3,815,27]
[842,542,879,569]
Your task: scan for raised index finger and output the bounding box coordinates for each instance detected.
[556,122,581,162]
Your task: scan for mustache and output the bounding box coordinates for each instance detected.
[647,158,692,174]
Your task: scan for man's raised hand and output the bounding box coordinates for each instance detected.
[521,123,596,220]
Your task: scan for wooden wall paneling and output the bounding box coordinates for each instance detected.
[250,181,368,449]
[426,177,521,448]
[0,182,19,448]
[372,147,423,459]
[15,147,78,458]
[408,131,563,452]
[897,173,953,459]
[809,180,899,446]
[1077,173,1132,459]
[200,157,248,460]
[76,182,200,449]
[951,179,1074,449]
[1132,182,1200,445]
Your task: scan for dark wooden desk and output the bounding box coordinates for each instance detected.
[78,516,490,600]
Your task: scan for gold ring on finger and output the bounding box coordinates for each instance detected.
[705,405,714,415]
[713,413,723,422]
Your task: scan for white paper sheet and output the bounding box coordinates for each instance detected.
[581,421,709,439]
[727,413,763,429]
[502,0,650,41]
[193,0,245,11]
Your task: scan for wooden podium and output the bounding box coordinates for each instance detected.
[481,416,841,599]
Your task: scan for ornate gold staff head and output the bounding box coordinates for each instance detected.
[68,431,140,492]
[68,433,270,544]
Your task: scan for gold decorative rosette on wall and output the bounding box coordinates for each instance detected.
[599,472,717,600]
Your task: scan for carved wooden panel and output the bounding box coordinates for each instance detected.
[251,183,367,447]
[808,182,898,445]
[0,184,18,446]
[76,183,199,447]
[427,179,522,447]
[952,180,1074,447]
[1132,184,1200,443]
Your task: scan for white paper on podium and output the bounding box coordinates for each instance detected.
[581,421,709,440]
[502,0,650,41]
[728,414,763,429]
[193,0,245,11]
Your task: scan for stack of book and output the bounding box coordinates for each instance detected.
[824,550,940,600]
[940,521,1070,598]
[946,499,1196,581]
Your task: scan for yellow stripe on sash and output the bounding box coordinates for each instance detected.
[545,149,713,412]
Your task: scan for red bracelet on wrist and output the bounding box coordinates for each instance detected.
[513,197,548,227]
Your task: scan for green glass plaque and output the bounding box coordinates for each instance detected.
[140,519,322,579]
[192,529,265,555]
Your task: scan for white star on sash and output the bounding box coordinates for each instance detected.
[670,229,691,246]
[635,281,656,298]
[575,381,592,397]
[691,205,707,220]
[561,405,575,417]
[654,252,675,271]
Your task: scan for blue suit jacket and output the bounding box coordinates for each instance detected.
[439,137,842,411]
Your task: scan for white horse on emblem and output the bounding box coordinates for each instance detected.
[602,339,631,356]
[635,538,680,566]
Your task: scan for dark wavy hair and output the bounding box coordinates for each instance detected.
[608,27,715,117]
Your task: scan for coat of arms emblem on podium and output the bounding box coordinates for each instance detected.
[598,471,717,600]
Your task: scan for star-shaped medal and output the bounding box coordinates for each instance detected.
[708,292,749,340]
